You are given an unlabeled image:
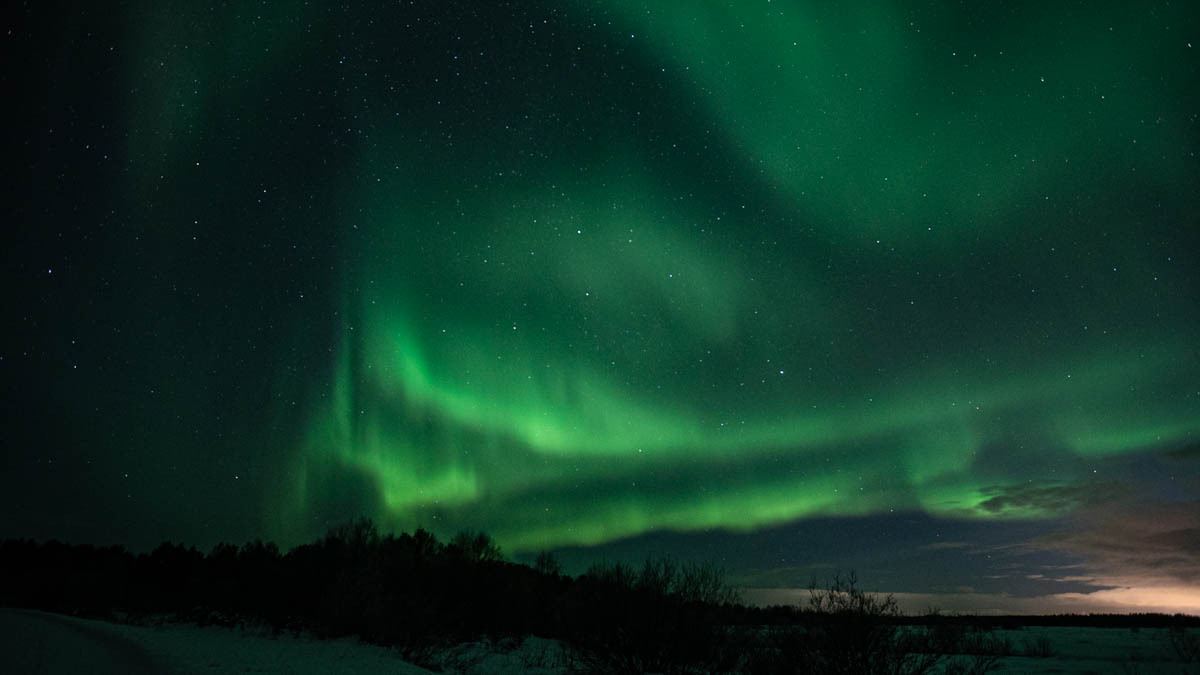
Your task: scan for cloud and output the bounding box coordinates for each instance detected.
[1035,501,1200,586]
[743,584,1200,615]
[973,481,1118,516]
[1049,585,1200,613]
[991,499,1200,614]
[1163,443,1200,462]
[920,541,971,551]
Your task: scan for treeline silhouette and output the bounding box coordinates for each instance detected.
[0,519,747,671]
[3,522,1198,674]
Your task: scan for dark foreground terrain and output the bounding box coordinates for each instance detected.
[3,521,1198,674]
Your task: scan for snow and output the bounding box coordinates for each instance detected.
[4,609,1196,674]
[1,609,432,674]
[423,636,576,674]
[985,625,1194,675]
[2,609,578,675]
[100,620,435,675]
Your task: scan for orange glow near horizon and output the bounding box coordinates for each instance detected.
[1051,585,1200,614]
[744,585,1200,616]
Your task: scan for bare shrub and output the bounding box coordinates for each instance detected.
[533,551,561,577]
[568,557,740,674]
[448,530,503,562]
[756,571,948,675]
[679,560,742,606]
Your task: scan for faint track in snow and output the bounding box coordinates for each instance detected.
[0,608,169,674]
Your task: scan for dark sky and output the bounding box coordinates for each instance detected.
[4,0,1199,614]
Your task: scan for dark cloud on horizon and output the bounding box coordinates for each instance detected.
[1034,501,1200,586]
[1163,443,1200,462]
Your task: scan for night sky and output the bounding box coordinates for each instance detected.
[4,1,1199,614]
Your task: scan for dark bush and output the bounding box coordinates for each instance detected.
[533,550,561,577]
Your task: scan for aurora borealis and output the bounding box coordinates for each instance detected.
[5,1,1199,613]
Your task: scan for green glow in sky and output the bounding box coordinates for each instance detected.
[274,1,1198,551]
[7,1,1196,585]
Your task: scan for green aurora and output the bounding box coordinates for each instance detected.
[5,1,1198,607]
[265,1,1199,552]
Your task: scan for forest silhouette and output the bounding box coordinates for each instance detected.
[3,520,1197,674]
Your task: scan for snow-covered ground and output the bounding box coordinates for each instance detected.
[0,609,575,675]
[421,636,576,674]
[1,609,431,674]
[985,625,1196,674]
[3,608,1196,674]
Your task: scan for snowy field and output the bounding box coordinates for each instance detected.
[0,608,572,675]
[0,609,431,674]
[2,608,1196,674]
[980,625,1196,674]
